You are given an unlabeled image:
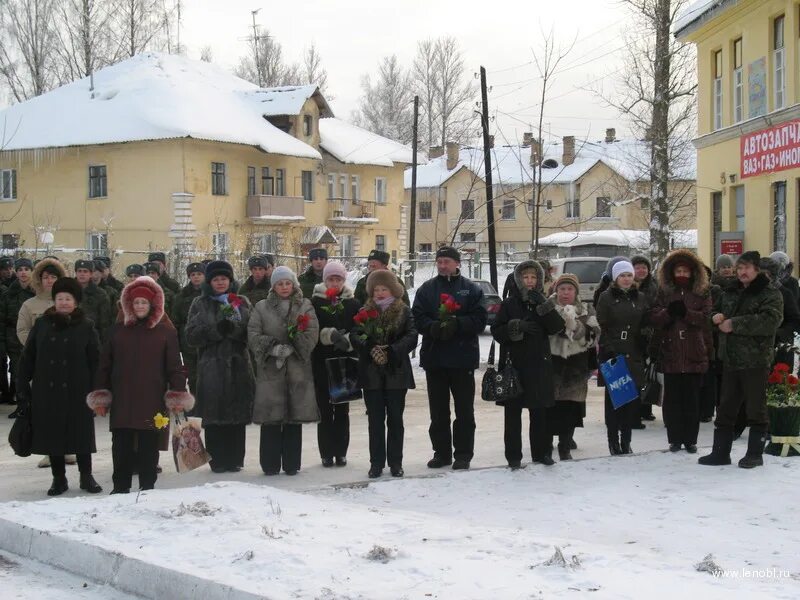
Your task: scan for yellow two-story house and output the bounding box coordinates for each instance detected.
[0,52,413,278]
[677,0,800,263]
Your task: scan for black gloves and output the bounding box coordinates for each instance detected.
[439,318,458,341]
[527,290,546,305]
[667,300,687,318]
[518,319,542,335]
[331,329,350,352]
[217,319,234,334]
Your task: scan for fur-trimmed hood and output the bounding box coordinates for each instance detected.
[312,282,355,300]
[31,258,66,296]
[120,276,165,328]
[658,248,709,295]
[513,260,545,295]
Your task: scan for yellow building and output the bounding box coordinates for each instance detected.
[677,0,800,262]
[0,53,412,278]
[405,133,696,258]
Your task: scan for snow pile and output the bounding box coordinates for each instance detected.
[1,452,797,599]
[245,84,330,117]
[319,117,414,167]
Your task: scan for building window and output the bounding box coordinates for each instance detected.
[437,196,447,213]
[88,165,107,198]
[419,200,432,220]
[774,15,785,110]
[596,196,612,218]
[733,185,745,231]
[501,197,515,220]
[375,177,387,204]
[211,162,226,195]
[247,166,256,196]
[419,243,432,255]
[461,197,475,220]
[275,169,285,196]
[351,175,360,202]
[774,181,787,252]
[712,191,722,256]
[212,232,229,258]
[545,197,553,211]
[327,174,336,199]
[566,183,580,218]
[2,233,19,249]
[460,232,476,243]
[339,174,347,199]
[339,234,353,257]
[375,234,386,252]
[261,167,273,195]
[303,115,312,137]
[733,38,743,123]
[713,49,722,130]
[301,170,314,201]
[641,196,650,210]
[88,232,107,254]
[258,233,277,253]
[0,169,16,200]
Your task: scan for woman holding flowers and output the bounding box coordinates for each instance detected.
[186,261,254,474]
[248,266,319,475]
[310,261,360,467]
[351,271,418,478]
[88,276,191,493]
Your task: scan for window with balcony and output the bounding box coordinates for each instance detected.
[275,169,285,196]
[0,169,16,200]
[733,38,743,123]
[501,197,515,220]
[301,170,314,202]
[375,177,387,204]
[461,197,475,220]
[247,166,256,196]
[774,15,785,110]
[261,167,273,195]
[89,165,107,198]
[211,162,226,195]
[713,49,723,130]
[351,175,360,202]
[595,196,612,219]
[419,200,432,220]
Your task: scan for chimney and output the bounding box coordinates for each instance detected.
[429,146,444,159]
[488,135,495,149]
[523,132,533,146]
[605,128,616,143]
[530,140,542,167]
[562,136,575,166]
[446,142,459,170]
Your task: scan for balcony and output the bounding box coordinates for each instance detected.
[246,195,306,224]
[327,198,379,226]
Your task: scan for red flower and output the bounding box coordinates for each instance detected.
[440,293,450,302]
[768,371,783,384]
[325,287,339,300]
[227,293,243,309]
[367,309,379,320]
[788,375,799,387]
[296,313,310,331]
[775,363,791,372]
[353,309,367,325]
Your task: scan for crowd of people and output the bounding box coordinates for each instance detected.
[0,243,790,497]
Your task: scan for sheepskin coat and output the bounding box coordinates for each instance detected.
[16,258,67,346]
[549,296,600,404]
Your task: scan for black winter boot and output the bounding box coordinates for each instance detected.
[79,474,102,494]
[608,432,622,456]
[620,429,633,454]
[47,476,68,496]
[698,428,733,466]
[738,428,766,469]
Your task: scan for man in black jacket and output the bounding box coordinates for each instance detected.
[412,246,487,470]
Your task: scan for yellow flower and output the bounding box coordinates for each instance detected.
[153,412,170,429]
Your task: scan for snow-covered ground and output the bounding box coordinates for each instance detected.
[1,453,797,600]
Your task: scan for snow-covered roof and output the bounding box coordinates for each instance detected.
[405,137,696,190]
[245,84,333,117]
[319,118,414,167]
[539,229,697,250]
[674,1,730,36]
[0,52,321,159]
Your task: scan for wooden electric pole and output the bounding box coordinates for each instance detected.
[479,67,498,291]
[408,96,419,288]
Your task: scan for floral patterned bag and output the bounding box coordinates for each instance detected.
[171,413,211,472]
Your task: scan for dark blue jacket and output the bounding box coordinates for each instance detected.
[412,271,487,370]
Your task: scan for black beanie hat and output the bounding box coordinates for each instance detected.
[436,246,461,262]
[51,277,82,303]
[736,250,761,268]
[186,262,205,277]
[205,260,234,282]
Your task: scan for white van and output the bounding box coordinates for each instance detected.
[549,257,609,303]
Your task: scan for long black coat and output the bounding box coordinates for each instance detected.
[310,283,361,386]
[596,285,649,388]
[185,289,255,425]
[17,308,100,455]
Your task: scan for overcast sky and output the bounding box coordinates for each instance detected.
[181,0,645,146]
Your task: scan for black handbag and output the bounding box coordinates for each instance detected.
[640,360,662,406]
[8,410,33,457]
[481,342,523,404]
[325,356,363,404]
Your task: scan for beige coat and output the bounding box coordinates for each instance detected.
[17,258,66,346]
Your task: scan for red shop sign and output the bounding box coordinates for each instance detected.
[720,240,743,255]
[741,119,800,179]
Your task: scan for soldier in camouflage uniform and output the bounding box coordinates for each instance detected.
[239,254,274,307]
[148,252,181,294]
[145,262,175,315]
[1,258,36,418]
[74,259,113,342]
[171,262,205,396]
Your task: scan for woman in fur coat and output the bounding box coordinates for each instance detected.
[310,261,360,467]
[248,266,319,475]
[548,273,601,460]
[88,276,192,493]
[351,270,418,478]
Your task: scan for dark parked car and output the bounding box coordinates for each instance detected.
[474,280,502,328]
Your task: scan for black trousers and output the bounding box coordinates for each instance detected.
[604,389,635,442]
[364,389,406,468]
[314,390,350,459]
[50,453,91,477]
[204,424,247,471]
[716,368,769,431]
[504,404,548,463]
[662,373,703,445]
[112,429,159,491]
[639,396,654,418]
[259,424,302,474]
[425,368,476,462]
[0,353,9,399]
[699,369,718,420]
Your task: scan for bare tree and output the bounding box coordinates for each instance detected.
[54,0,118,82]
[352,54,413,144]
[412,39,438,150]
[113,0,171,58]
[302,43,328,92]
[235,26,299,88]
[598,0,696,260]
[0,0,60,101]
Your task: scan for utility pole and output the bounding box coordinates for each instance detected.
[251,9,262,87]
[408,95,419,288]
[479,67,498,291]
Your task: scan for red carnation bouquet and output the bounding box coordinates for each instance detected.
[321,286,344,315]
[767,362,799,405]
[220,293,244,320]
[438,293,461,320]
[354,307,384,343]
[288,313,311,340]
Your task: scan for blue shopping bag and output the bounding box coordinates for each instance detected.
[599,355,639,409]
